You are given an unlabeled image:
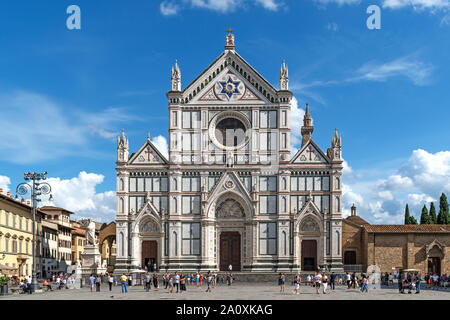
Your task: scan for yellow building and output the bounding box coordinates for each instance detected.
[71,220,86,264]
[0,189,43,277]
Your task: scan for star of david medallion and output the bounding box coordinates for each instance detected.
[219,77,240,99]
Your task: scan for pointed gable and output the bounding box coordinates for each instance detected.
[129,139,168,165]
[291,140,329,164]
[182,51,277,105]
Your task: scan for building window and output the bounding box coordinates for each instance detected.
[182,177,200,192]
[182,111,201,129]
[119,178,124,191]
[129,196,145,214]
[172,231,178,256]
[172,111,178,127]
[326,222,331,255]
[336,231,340,255]
[119,198,124,213]
[259,176,277,192]
[289,222,294,255]
[335,196,340,212]
[148,196,168,214]
[260,110,277,129]
[120,232,124,257]
[290,176,330,191]
[290,195,306,214]
[182,196,201,214]
[335,177,340,190]
[239,176,252,192]
[19,217,22,230]
[181,223,200,256]
[281,231,287,255]
[259,132,278,151]
[259,222,277,255]
[164,223,169,256]
[208,176,220,192]
[259,195,277,214]
[182,133,201,151]
[5,212,8,227]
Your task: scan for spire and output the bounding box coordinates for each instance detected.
[147,133,151,141]
[225,27,235,50]
[280,60,289,90]
[117,129,129,162]
[301,103,314,147]
[332,128,339,148]
[171,60,181,92]
[327,128,342,160]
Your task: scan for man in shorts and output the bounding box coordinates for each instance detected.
[314,272,321,294]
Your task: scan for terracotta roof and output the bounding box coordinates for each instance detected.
[72,227,86,237]
[345,215,370,226]
[39,206,73,214]
[364,224,450,233]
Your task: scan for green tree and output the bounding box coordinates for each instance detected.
[429,202,437,224]
[420,205,431,224]
[409,215,418,225]
[404,204,411,225]
[437,193,450,224]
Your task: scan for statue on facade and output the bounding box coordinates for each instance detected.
[86,219,97,245]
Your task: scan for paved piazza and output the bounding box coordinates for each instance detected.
[1,284,450,300]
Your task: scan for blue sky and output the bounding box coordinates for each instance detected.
[0,0,449,222]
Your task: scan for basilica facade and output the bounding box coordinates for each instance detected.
[115,31,344,273]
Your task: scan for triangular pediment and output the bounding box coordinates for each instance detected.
[133,199,162,234]
[291,140,329,164]
[297,198,323,221]
[129,139,168,165]
[183,51,277,105]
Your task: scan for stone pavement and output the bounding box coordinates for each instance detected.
[1,283,450,300]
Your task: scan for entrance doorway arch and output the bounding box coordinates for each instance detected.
[219,232,241,271]
[301,240,317,271]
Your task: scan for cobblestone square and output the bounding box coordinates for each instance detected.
[1,283,450,300]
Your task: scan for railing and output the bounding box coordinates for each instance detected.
[344,264,365,273]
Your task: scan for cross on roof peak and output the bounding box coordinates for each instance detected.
[226,27,234,35]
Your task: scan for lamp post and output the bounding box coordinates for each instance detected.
[16,172,53,292]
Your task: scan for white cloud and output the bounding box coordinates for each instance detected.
[289,96,306,156]
[151,135,169,159]
[40,172,116,223]
[254,0,283,11]
[0,90,137,164]
[327,22,339,31]
[356,56,434,86]
[382,0,450,10]
[314,0,360,5]
[342,148,450,224]
[160,1,180,15]
[0,176,11,193]
[160,0,284,14]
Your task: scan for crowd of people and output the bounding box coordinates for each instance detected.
[278,271,450,295]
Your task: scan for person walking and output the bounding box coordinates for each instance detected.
[416,273,421,294]
[145,273,151,292]
[279,273,285,292]
[314,272,321,294]
[153,273,159,290]
[293,273,300,295]
[168,277,174,294]
[108,274,113,291]
[360,275,368,293]
[120,274,128,293]
[174,272,180,293]
[206,273,212,292]
[322,273,328,294]
[89,274,95,292]
[330,272,336,290]
[95,274,102,292]
[180,273,186,293]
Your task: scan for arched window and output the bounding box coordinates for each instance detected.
[119,178,124,191]
[282,196,287,213]
[172,197,177,213]
[120,232,125,257]
[336,231,340,255]
[119,198,124,213]
[172,231,178,256]
[335,196,340,212]
[335,177,340,190]
[282,231,287,255]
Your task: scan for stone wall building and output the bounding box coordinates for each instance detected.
[343,205,450,275]
[41,219,59,278]
[71,220,86,265]
[0,189,43,277]
[115,31,344,273]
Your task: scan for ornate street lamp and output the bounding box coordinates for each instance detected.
[16,172,53,292]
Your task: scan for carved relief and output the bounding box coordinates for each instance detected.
[216,199,245,219]
[139,218,160,233]
[299,216,320,232]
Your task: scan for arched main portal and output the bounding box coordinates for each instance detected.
[297,215,322,271]
[138,216,161,272]
[214,195,248,272]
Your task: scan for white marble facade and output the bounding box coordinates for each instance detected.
[115,31,344,273]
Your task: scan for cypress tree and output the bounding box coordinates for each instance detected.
[404,204,411,225]
[420,205,430,224]
[437,193,450,224]
[409,215,418,225]
[429,202,437,224]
